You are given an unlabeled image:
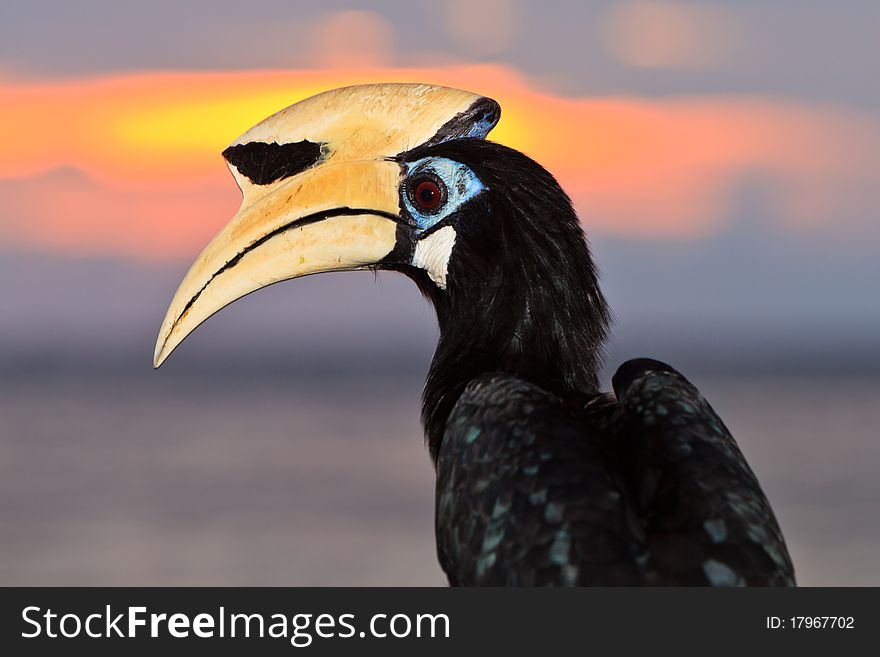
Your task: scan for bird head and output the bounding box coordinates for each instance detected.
[154,83,608,409]
[154,83,500,367]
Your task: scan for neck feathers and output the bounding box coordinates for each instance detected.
[415,141,610,461]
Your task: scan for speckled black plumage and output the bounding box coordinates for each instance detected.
[436,362,795,586]
[391,139,794,586]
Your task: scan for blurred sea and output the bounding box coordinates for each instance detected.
[2,367,878,586]
[1,252,878,585]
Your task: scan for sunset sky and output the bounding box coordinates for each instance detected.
[2,0,878,366]
[3,1,879,257]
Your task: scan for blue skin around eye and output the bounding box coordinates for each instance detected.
[403,158,485,231]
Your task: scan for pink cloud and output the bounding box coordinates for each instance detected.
[1,64,878,258]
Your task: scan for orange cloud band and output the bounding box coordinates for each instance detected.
[1,64,878,257]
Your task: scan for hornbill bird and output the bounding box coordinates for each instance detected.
[154,84,795,586]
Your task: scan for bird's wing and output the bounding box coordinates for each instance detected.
[436,373,647,585]
[605,358,795,586]
[435,364,795,586]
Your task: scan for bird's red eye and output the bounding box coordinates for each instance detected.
[410,176,446,212]
[415,180,442,209]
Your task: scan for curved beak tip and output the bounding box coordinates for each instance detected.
[152,340,167,369]
[153,321,176,369]
[150,84,496,372]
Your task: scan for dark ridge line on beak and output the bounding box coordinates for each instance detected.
[164,206,407,347]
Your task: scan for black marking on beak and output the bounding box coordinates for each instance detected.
[381,223,417,266]
[420,97,501,149]
[223,141,325,185]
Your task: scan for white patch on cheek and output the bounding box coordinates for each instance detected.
[412,225,457,289]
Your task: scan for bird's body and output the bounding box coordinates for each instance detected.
[437,366,793,586]
[154,83,795,586]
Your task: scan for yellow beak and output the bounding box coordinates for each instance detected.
[153,159,403,367]
[153,83,499,368]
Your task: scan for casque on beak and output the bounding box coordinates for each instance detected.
[153,83,499,367]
